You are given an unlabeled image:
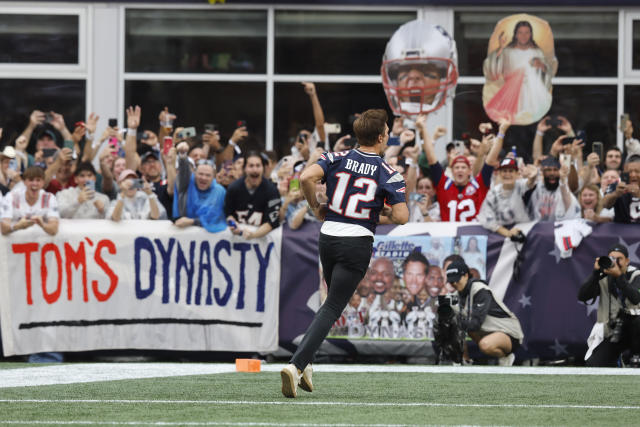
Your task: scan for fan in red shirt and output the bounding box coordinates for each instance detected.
[416,114,508,221]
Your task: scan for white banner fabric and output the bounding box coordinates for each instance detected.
[0,220,282,356]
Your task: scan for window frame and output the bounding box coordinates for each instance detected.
[0,4,87,74]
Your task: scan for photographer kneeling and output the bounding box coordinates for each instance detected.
[445,259,524,366]
[578,244,640,367]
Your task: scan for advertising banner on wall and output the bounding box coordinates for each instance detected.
[0,220,282,356]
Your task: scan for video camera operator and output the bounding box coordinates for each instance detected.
[443,259,524,366]
[578,244,640,367]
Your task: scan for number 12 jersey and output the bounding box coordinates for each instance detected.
[317,149,406,235]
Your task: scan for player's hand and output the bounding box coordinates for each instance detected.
[311,203,328,221]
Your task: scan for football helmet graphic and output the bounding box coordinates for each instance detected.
[381,20,459,117]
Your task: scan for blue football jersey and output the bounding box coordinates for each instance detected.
[316,148,406,233]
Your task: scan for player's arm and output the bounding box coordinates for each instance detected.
[300,163,326,220]
[389,202,409,225]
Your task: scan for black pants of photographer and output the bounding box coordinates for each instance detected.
[586,313,640,367]
[290,233,372,371]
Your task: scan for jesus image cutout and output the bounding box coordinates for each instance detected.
[482,14,558,125]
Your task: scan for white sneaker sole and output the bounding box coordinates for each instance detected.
[280,368,297,398]
[299,366,313,392]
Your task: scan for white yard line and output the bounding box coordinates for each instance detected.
[0,362,639,389]
[0,422,457,427]
[0,399,638,410]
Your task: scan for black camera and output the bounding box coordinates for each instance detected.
[510,231,526,244]
[434,294,464,365]
[597,255,615,270]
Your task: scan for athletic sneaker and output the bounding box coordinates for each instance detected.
[280,364,301,398]
[299,364,313,392]
[498,353,515,366]
[629,354,640,368]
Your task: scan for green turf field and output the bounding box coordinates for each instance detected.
[0,363,639,426]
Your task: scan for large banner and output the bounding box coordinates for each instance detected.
[279,221,640,361]
[0,220,282,356]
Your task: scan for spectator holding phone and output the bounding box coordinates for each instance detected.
[56,161,109,219]
[1,166,59,236]
[107,169,166,221]
[532,115,576,162]
[602,155,640,223]
[172,141,226,232]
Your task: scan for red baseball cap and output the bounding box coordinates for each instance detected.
[498,158,518,170]
[451,155,470,167]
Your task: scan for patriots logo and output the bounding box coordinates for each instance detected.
[464,186,477,196]
[396,186,406,193]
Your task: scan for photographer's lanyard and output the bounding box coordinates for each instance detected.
[462,287,472,327]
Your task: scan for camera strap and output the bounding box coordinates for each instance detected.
[512,241,525,282]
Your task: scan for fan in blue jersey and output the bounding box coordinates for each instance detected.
[280,108,409,398]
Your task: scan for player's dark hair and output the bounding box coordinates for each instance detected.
[402,251,429,275]
[353,109,388,147]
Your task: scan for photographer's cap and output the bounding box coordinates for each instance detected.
[608,243,629,258]
[446,259,469,283]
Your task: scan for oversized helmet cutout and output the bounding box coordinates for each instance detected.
[381,20,459,117]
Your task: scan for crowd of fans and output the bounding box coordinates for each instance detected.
[1,81,637,239]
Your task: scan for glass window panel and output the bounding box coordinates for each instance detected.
[125,9,267,73]
[624,86,640,139]
[0,79,85,151]
[275,11,416,75]
[633,21,640,70]
[274,82,390,158]
[454,12,617,77]
[124,81,265,148]
[453,84,616,163]
[0,14,78,64]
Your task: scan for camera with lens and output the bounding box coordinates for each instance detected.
[434,294,464,364]
[510,231,526,244]
[597,255,616,271]
[608,313,625,343]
